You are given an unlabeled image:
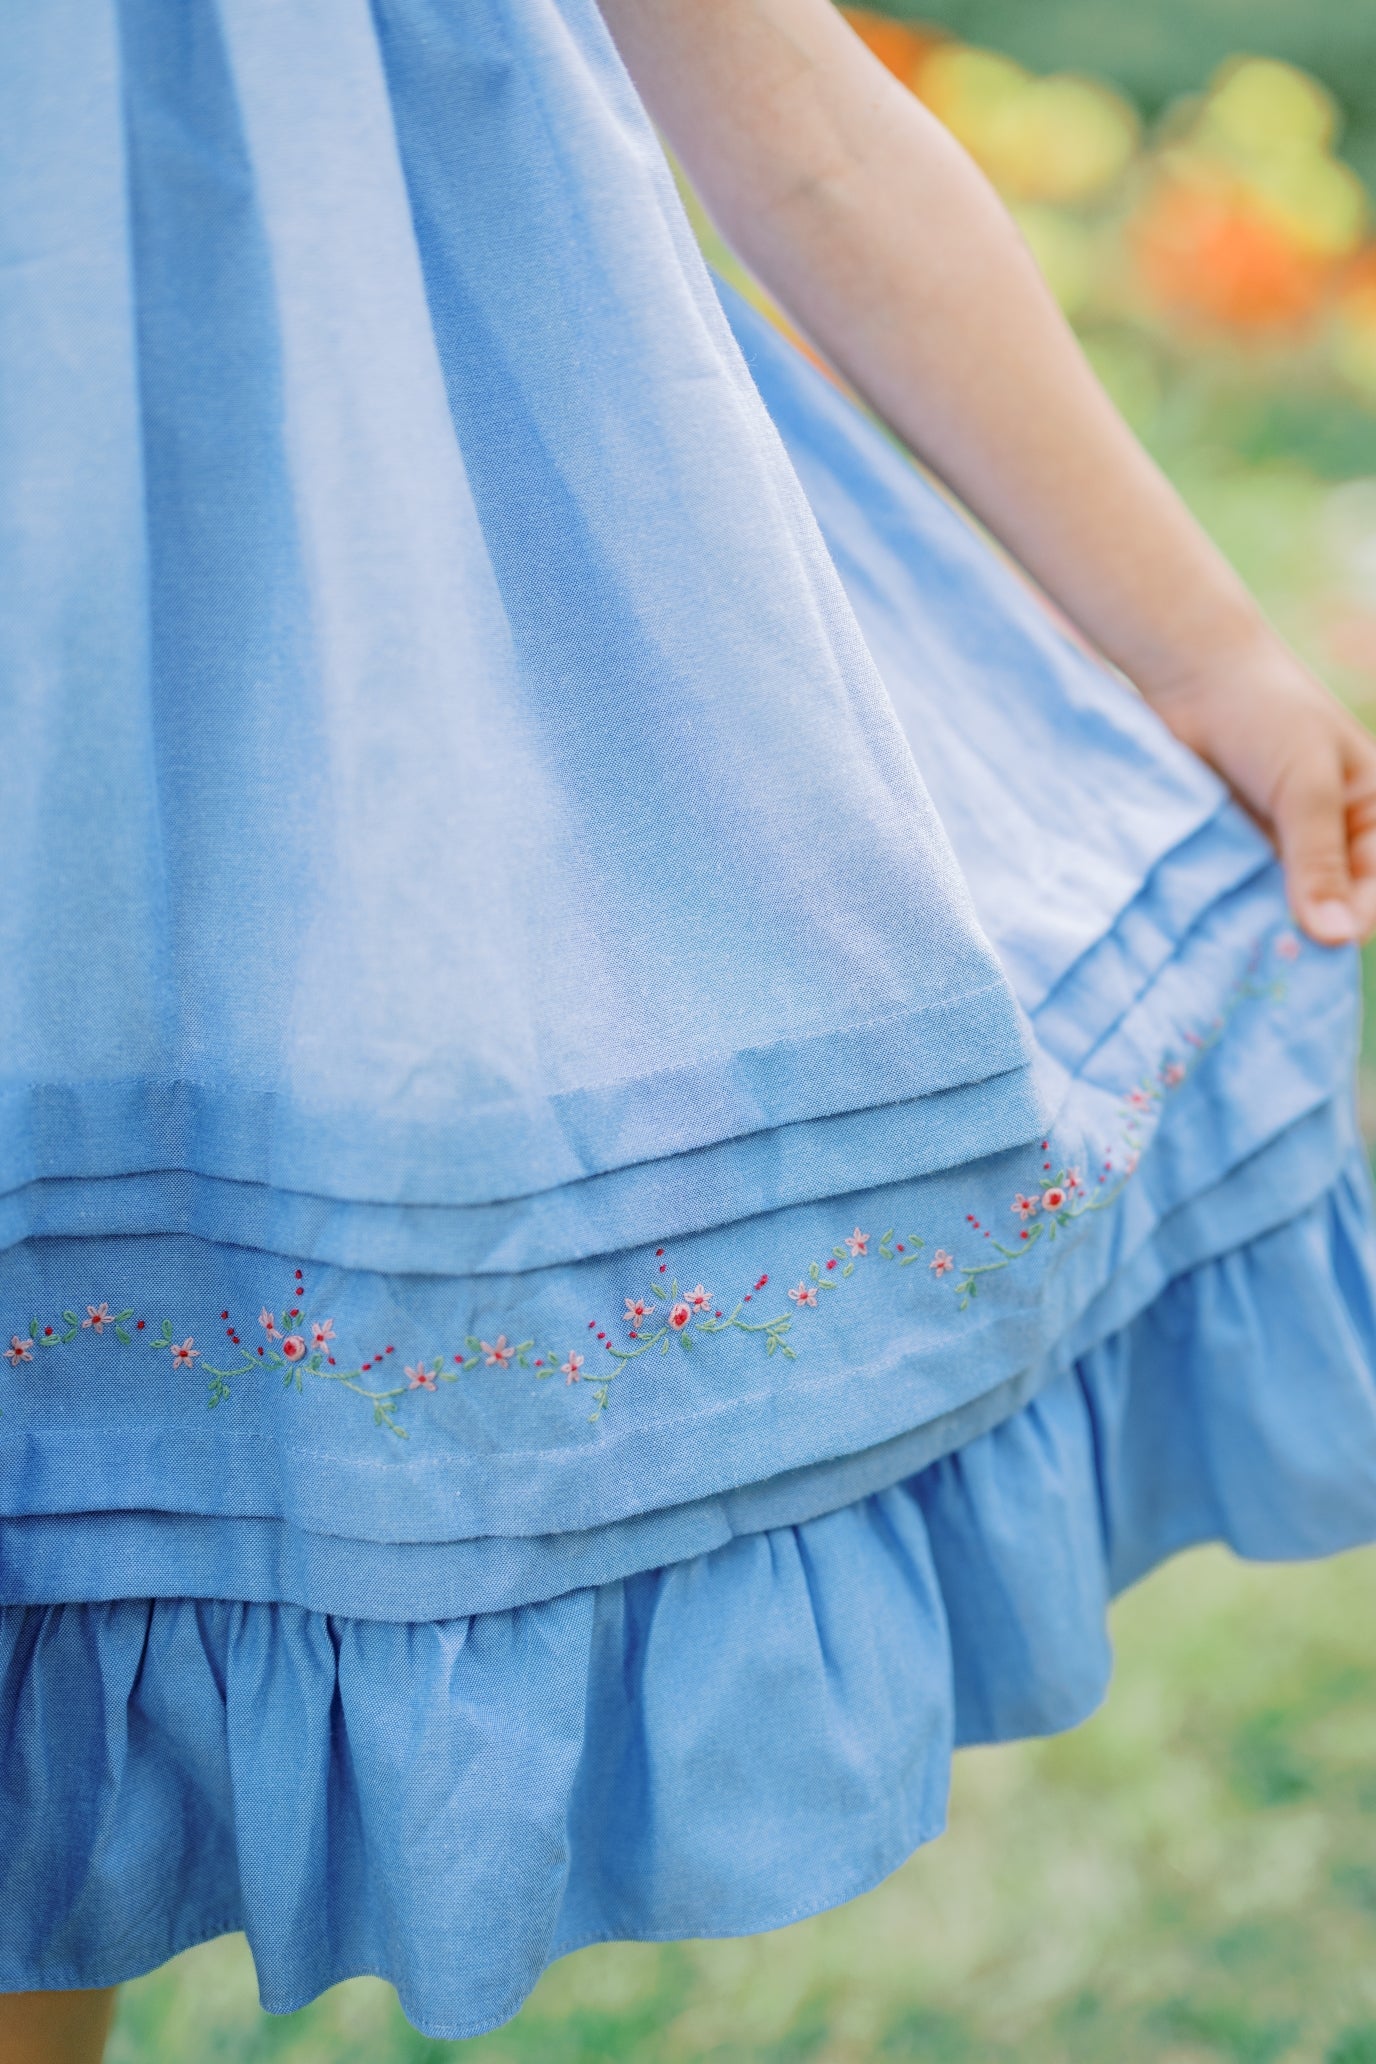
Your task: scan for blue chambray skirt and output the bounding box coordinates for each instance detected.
[2,0,1375,2041]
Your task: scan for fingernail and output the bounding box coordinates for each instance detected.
[1308,899,1357,944]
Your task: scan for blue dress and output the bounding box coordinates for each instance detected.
[2,0,1375,2037]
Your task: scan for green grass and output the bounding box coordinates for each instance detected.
[110,1543,1376,2063]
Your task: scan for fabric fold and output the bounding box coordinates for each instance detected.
[0,0,1041,1213]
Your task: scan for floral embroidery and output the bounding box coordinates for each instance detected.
[0,928,1299,1434]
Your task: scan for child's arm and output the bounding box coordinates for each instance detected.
[600,0,1376,944]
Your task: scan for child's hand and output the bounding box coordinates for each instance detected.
[1148,640,1376,946]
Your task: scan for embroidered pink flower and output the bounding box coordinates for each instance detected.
[170,1337,199,1369]
[929,1250,955,1277]
[259,1308,279,1338]
[844,1228,870,1257]
[1011,1193,1039,1221]
[1127,1087,1152,1111]
[1064,1166,1083,1192]
[82,1303,115,1334]
[1275,931,1301,961]
[406,1362,437,1390]
[562,1351,585,1384]
[1161,1061,1186,1089]
[788,1282,819,1308]
[482,1335,515,1368]
[1124,1150,1140,1175]
[685,1284,712,1312]
[280,1334,307,1362]
[623,1297,654,1329]
[1041,1186,1067,1212]
[667,1302,692,1330]
[5,1335,33,1367]
[311,1319,335,1348]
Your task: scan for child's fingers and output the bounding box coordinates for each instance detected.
[1344,745,1376,942]
[1272,744,1358,944]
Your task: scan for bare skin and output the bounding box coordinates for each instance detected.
[600,0,1376,945]
[0,1987,118,2063]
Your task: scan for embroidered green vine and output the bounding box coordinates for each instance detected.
[1,928,1298,1433]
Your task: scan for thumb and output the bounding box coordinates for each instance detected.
[1273,747,1358,944]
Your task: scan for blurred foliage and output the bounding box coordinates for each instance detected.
[111,1546,1376,2061]
[853,0,1376,187]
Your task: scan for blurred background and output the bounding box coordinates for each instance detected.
[110,3,1376,2058]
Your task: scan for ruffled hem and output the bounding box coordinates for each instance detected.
[3,1161,1374,2037]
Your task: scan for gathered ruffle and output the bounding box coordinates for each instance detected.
[3,1160,1374,2038]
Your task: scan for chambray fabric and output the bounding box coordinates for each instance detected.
[0,863,1364,1585]
[5,0,1376,2035]
[1,0,1043,1217]
[4,1175,1376,2035]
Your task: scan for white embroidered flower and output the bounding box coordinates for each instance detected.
[82,1303,115,1333]
[928,1249,955,1277]
[5,1335,34,1367]
[844,1228,870,1257]
[562,1351,585,1384]
[482,1335,515,1368]
[788,1282,818,1308]
[169,1337,199,1369]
